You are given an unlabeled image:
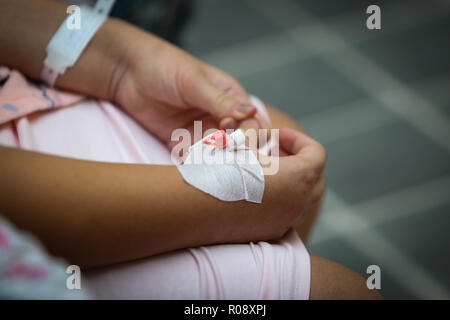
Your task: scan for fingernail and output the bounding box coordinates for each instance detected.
[0,67,9,82]
[239,118,259,132]
[233,104,256,119]
[220,117,238,130]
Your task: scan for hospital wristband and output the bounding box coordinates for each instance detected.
[41,0,115,86]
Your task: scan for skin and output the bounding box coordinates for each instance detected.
[0,0,381,299]
[260,110,382,300]
[310,255,383,300]
[0,129,325,268]
[264,105,322,242]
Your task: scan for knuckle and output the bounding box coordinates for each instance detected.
[311,178,326,204]
[175,69,193,95]
[311,186,325,205]
[211,91,235,117]
[215,90,228,106]
[315,143,327,172]
[321,145,328,164]
[301,169,318,187]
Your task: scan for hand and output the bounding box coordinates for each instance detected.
[228,128,326,242]
[109,21,268,148]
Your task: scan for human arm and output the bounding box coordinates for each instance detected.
[0,0,120,100]
[262,105,326,241]
[0,0,261,142]
[0,0,326,264]
[0,130,326,269]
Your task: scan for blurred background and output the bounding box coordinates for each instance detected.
[114,0,450,299]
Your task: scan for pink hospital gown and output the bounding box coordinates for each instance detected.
[0,67,311,299]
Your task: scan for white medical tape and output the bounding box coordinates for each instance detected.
[176,129,265,203]
[41,0,115,86]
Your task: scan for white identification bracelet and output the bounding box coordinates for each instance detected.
[41,0,115,86]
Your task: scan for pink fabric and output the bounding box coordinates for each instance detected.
[0,67,83,125]
[0,216,90,299]
[0,68,311,299]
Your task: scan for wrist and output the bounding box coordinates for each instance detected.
[54,18,128,100]
[106,20,171,107]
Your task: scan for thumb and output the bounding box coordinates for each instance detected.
[279,128,317,155]
[186,76,257,120]
[280,128,327,174]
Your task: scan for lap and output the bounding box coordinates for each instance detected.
[85,229,311,300]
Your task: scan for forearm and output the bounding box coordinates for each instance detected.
[0,146,242,268]
[0,0,130,100]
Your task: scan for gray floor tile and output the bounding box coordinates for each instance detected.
[181,0,449,300]
[355,15,450,83]
[182,0,280,55]
[309,237,417,299]
[304,1,445,47]
[244,0,313,29]
[298,98,397,145]
[308,217,333,245]
[294,0,400,19]
[409,77,450,118]
[201,33,305,80]
[373,202,450,293]
[238,56,368,118]
[325,121,450,204]
[309,238,371,277]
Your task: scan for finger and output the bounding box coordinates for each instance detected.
[239,118,260,133]
[205,64,250,102]
[278,128,316,155]
[240,118,272,151]
[185,75,257,120]
[293,175,325,227]
[237,114,273,148]
[309,175,326,206]
[271,147,289,157]
[279,128,327,174]
[219,117,238,130]
[167,116,218,151]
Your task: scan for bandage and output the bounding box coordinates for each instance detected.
[177,129,265,203]
[41,0,115,86]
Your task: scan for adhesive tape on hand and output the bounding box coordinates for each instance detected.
[176,129,264,203]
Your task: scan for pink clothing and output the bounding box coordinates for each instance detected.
[0,68,310,299]
[0,216,90,299]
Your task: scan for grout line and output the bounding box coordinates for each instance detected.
[200,33,310,79]
[245,0,450,298]
[310,175,450,245]
[409,75,450,99]
[296,73,450,146]
[355,175,450,223]
[254,1,450,153]
[317,49,450,153]
[295,97,397,145]
[200,0,446,79]
[319,191,450,299]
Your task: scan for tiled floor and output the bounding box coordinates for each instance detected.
[181,0,450,299]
